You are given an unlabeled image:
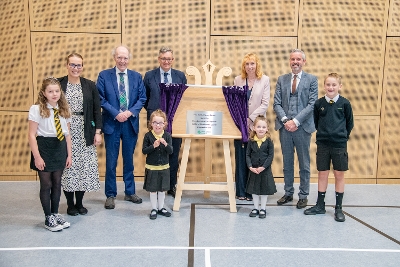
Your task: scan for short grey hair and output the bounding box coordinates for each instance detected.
[111,45,132,59]
[159,46,173,55]
[290,49,306,60]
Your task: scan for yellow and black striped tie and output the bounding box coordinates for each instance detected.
[53,108,64,141]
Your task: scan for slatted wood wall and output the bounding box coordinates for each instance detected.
[0,0,398,184]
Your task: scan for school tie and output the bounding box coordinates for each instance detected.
[291,74,297,94]
[329,100,334,104]
[163,72,169,84]
[118,73,127,111]
[53,108,64,141]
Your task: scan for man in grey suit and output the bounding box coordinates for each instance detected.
[273,49,318,209]
[143,47,187,197]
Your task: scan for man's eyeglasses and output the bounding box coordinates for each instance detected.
[116,56,129,62]
[152,122,165,126]
[69,63,83,69]
[159,57,174,62]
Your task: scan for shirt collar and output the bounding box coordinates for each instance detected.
[160,67,171,76]
[325,94,340,103]
[116,67,127,75]
[292,71,302,79]
[47,103,59,109]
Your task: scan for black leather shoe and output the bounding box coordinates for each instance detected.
[304,204,325,215]
[334,208,345,222]
[150,209,157,220]
[167,187,176,198]
[249,209,259,217]
[75,205,88,215]
[259,209,266,219]
[157,208,171,217]
[296,198,308,209]
[277,195,293,205]
[67,206,79,216]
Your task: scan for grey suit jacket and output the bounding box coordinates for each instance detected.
[273,71,318,134]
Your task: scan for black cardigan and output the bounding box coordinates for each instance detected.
[58,76,102,146]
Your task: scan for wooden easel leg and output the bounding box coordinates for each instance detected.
[203,139,211,198]
[223,139,237,212]
[173,138,191,211]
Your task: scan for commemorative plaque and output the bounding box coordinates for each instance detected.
[186,110,222,135]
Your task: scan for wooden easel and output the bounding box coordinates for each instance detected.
[171,85,242,212]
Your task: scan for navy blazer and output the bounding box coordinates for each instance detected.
[143,67,187,120]
[273,71,318,134]
[96,67,146,135]
[58,76,102,146]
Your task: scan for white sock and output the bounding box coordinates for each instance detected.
[150,192,158,210]
[157,191,166,210]
[260,195,268,210]
[252,194,259,210]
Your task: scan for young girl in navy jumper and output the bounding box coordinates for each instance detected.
[28,77,72,231]
[246,115,276,218]
[142,109,173,220]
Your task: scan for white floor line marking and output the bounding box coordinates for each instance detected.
[205,248,211,267]
[1,246,400,253]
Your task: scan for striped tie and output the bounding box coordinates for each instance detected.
[53,108,64,141]
[164,72,169,83]
[119,73,127,111]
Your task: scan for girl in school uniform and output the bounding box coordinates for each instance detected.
[142,109,173,220]
[28,77,72,231]
[246,115,276,219]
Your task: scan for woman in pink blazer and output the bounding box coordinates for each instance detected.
[234,53,270,201]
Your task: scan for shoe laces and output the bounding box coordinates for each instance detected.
[46,215,58,227]
[53,213,66,224]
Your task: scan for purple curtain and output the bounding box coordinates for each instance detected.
[222,85,249,142]
[159,83,189,134]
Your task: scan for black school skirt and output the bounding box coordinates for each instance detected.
[30,136,67,172]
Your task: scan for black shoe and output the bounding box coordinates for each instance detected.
[150,209,157,220]
[75,205,88,215]
[67,206,79,216]
[157,208,171,217]
[124,194,142,204]
[334,207,346,222]
[167,187,176,198]
[304,203,326,215]
[277,195,293,205]
[296,198,308,209]
[259,209,266,219]
[249,209,259,217]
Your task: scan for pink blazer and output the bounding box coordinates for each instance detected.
[234,74,270,131]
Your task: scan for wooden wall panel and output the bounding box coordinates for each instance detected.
[0,0,32,111]
[388,0,400,36]
[0,112,33,176]
[124,0,209,81]
[378,38,400,179]
[29,0,120,33]
[299,0,388,116]
[211,0,298,36]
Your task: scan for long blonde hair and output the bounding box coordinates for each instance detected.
[249,115,270,140]
[36,77,71,118]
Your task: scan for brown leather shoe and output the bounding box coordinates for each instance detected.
[124,194,142,204]
[277,195,293,205]
[104,197,115,209]
[296,198,308,209]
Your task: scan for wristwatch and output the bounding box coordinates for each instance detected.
[282,119,289,124]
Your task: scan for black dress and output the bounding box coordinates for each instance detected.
[245,138,276,195]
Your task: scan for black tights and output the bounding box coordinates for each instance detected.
[64,190,85,208]
[38,170,63,216]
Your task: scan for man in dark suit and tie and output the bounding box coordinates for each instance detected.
[143,46,187,197]
[97,45,147,209]
[273,49,318,209]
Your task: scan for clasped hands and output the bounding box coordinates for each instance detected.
[249,166,265,174]
[153,138,167,148]
[116,110,133,122]
[284,120,298,132]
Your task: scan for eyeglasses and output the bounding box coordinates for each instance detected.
[159,57,174,62]
[69,63,83,69]
[152,121,165,126]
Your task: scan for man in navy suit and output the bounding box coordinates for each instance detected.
[97,45,146,209]
[273,49,318,209]
[143,47,187,197]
